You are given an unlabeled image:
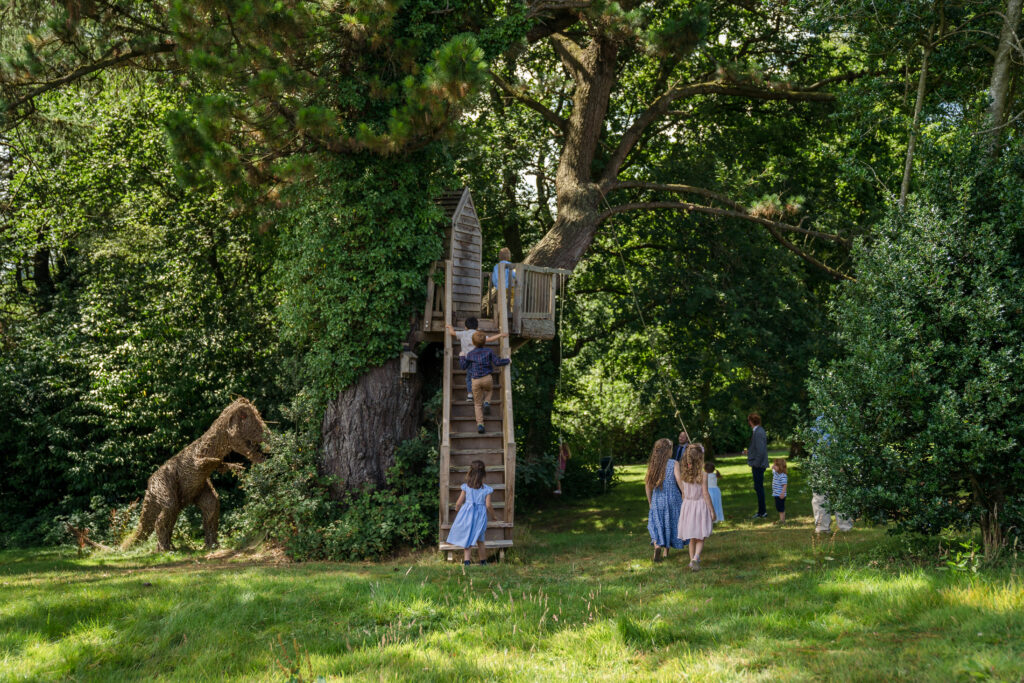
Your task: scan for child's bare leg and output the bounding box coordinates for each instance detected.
[477,540,488,563]
[692,539,704,560]
[688,541,694,561]
[780,511,786,522]
[463,547,472,562]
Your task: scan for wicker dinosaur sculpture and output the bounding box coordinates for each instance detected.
[121,397,268,551]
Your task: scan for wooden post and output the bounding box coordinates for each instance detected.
[439,260,453,542]
[496,264,516,540]
[512,262,522,336]
[424,261,438,331]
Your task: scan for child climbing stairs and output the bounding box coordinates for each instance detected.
[438,268,515,561]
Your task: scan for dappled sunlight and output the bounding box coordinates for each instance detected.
[1,462,1021,681]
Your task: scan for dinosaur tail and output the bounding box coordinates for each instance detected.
[120,494,159,550]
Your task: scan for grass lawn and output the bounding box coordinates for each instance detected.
[2,454,1021,681]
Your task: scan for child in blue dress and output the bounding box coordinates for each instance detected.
[645,438,687,562]
[704,461,725,523]
[445,460,496,565]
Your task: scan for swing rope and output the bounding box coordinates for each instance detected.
[598,193,690,437]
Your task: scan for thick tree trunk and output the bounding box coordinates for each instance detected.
[320,357,424,497]
[525,34,618,269]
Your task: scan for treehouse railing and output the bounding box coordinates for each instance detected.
[487,263,570,337]
[495,263,516,534]
[424,261,445,330]
[438,260,453,534]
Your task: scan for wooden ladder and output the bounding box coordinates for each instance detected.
[438,261,516,560]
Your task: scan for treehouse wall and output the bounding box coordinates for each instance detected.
[438,188,482,322]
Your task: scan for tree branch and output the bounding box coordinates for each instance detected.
[1,41,176,124]
[598,201,854,280]
[548,32,588,75]
[491,71,568,134]
[600,79,837,184]
[606,182,850,245]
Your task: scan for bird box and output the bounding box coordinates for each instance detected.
[400,349,418,377]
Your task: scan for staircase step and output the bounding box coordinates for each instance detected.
[451,432,503,439]
[448,483,505,490]
[441,521,512,529]
[452,449,504,456]
[439,540,512,550]
[450,502,504,509]
[451,465,504,472]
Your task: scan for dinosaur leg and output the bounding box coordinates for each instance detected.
[154,497,181,551]
[195,479,220,549]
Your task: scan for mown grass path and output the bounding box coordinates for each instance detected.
[1,455,1021,681]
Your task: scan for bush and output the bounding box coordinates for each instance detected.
[229,393,439,561]
[805,141,1024,559]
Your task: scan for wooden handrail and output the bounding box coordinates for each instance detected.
[439,260,453,535]
[495,263,516,528]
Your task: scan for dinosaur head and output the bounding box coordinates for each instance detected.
[224,397,268,463]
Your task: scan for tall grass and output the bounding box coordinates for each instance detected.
[1,455,1021,681]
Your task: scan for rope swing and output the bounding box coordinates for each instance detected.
[599,193,690,436]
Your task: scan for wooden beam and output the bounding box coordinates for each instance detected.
[439,260,453,544]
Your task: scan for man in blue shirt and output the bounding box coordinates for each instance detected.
[491,247,517,311]
[672,430,690,460]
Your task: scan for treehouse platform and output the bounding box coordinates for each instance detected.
[426,188,570,560]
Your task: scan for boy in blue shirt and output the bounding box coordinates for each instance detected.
[459,331,511,432]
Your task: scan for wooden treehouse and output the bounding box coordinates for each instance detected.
[423,188,570,560]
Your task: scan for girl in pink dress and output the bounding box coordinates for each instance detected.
[674,443,716,571]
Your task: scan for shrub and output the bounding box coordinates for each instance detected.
[805,142,1024,559]
[230,393,439,561]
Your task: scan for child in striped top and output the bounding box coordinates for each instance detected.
[771,458,788,524]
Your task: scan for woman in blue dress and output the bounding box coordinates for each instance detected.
[645,438,687,562]
[445,460,496,565]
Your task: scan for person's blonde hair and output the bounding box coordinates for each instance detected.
[472,330,486,347]
[678,444,705,484]
[773,458,787,474]
[645,438,673,489]
[498,247,512,261]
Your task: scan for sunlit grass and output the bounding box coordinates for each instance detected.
[1,455,1021,681]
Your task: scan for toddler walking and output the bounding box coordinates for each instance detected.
[445,460,496,565]
[704,462,724,523]
[674,443,716,571]
[771,458,788,523]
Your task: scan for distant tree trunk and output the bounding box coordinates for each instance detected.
[987,0,1023,134]
[899,42,932,209]
[32,248,54,310]
[320,357,424,497]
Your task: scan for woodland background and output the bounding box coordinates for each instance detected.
[0,0,1021,559]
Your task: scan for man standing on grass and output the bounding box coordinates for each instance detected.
[743,412,769,518]
[672,430,690,460]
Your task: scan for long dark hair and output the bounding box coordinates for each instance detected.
[466,460,486,488]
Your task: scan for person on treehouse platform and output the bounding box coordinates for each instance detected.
[491,247,517,311]
[460,331,511,433]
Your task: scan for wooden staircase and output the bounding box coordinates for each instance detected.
[438,262,516,560]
